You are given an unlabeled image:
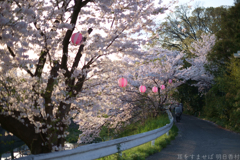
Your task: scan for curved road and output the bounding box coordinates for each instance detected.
[146,114,240,160]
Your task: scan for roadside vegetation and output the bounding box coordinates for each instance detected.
[168,2,240,134]
[96,112,178,160]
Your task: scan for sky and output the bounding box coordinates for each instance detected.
[176,0,235,8]
[155,0,235,27]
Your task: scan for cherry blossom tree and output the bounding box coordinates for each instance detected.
[0,0,181,154]
[179,33,216,92]
[87,48,187,134]
[87,34,216,138]
[121,48,186,112]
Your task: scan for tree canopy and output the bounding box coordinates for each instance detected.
[203,2,240,133]
[207,2,240,69]
[0,0,216,156]
[0,0,173,154]
[153,4,227,56]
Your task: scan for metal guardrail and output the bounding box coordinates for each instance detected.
[17,110,173,160]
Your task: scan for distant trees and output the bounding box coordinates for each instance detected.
[152,1,240,132]
[153,5,227,56]
[204,58,240,132]
[207,2,240,70]
[203,2,240,132]
[172,33,216,114]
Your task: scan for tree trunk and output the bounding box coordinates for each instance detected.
[0,114,64,154]
[11,149,14,159]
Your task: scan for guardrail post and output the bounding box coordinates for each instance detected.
[165,124,169,136]
[117,143,122,158]
[151,140,155,146]
[119,152,122,157]
[166,131,169,136]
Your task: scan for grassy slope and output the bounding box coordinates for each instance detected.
[97,113,178,160]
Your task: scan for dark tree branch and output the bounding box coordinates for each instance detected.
[7,46,15,57]
[105,25,127,50]
[44,61,60,117]
[13,0,21,8]
[72,75,85,96]
[110,17,115,29]
[181,14,197,40]
[61,0,92,72]
[63,28,93,100]
[34,22,44,36]
[0,110,50,154]
[70,28,93,75]
[34,50,48,78]
[7,46,34,77]
[25,68,34,77]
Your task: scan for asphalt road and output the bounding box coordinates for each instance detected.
[146,114,240,160]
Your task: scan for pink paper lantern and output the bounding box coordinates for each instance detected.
[152,86,158,93]
[118,77,127,88]
[168,79,172,84]
[160,85,165,90]
[139,85,146,93]
[71,32,83,45]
